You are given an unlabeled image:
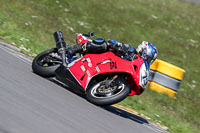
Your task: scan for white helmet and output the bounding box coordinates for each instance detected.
[137,41,158,64]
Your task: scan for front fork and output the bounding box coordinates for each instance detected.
[102,75,119,88]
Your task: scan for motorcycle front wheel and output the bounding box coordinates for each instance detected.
[32,48,61,77]
[86,78,130,106]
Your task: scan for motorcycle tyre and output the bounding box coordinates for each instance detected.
[32,48,60,77]
[86,78,130,106]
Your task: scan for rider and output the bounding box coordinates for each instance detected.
[68,37,158,72]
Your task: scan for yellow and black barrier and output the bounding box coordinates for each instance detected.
[148,59,185,97]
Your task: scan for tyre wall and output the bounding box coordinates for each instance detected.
[148,59,185,97]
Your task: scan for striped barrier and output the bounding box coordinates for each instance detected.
[148,59,185,97]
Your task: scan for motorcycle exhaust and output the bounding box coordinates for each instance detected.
[53,31,67,66]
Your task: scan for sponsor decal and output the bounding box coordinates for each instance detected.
[86,58,92,67]
[86,57,91,62]
[82,58,93,67]
[81,65,86,71]
[95,66,100,72]
[88,63,92,67]
[110,61,117,69]
[86,70,91,76]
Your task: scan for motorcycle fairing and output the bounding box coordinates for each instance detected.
[77,34,92,45]
[67,51,145,95]
[55,65,85,92]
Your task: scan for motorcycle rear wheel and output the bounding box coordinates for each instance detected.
[32,48,61,77]
[86,78,130,106]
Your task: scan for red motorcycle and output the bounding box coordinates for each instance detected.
[32,31,147,106]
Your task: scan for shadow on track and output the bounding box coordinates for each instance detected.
[48,78,149,125]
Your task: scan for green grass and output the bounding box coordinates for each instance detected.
[0,0,200,132]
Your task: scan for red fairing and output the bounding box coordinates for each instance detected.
[68,52,144,96]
